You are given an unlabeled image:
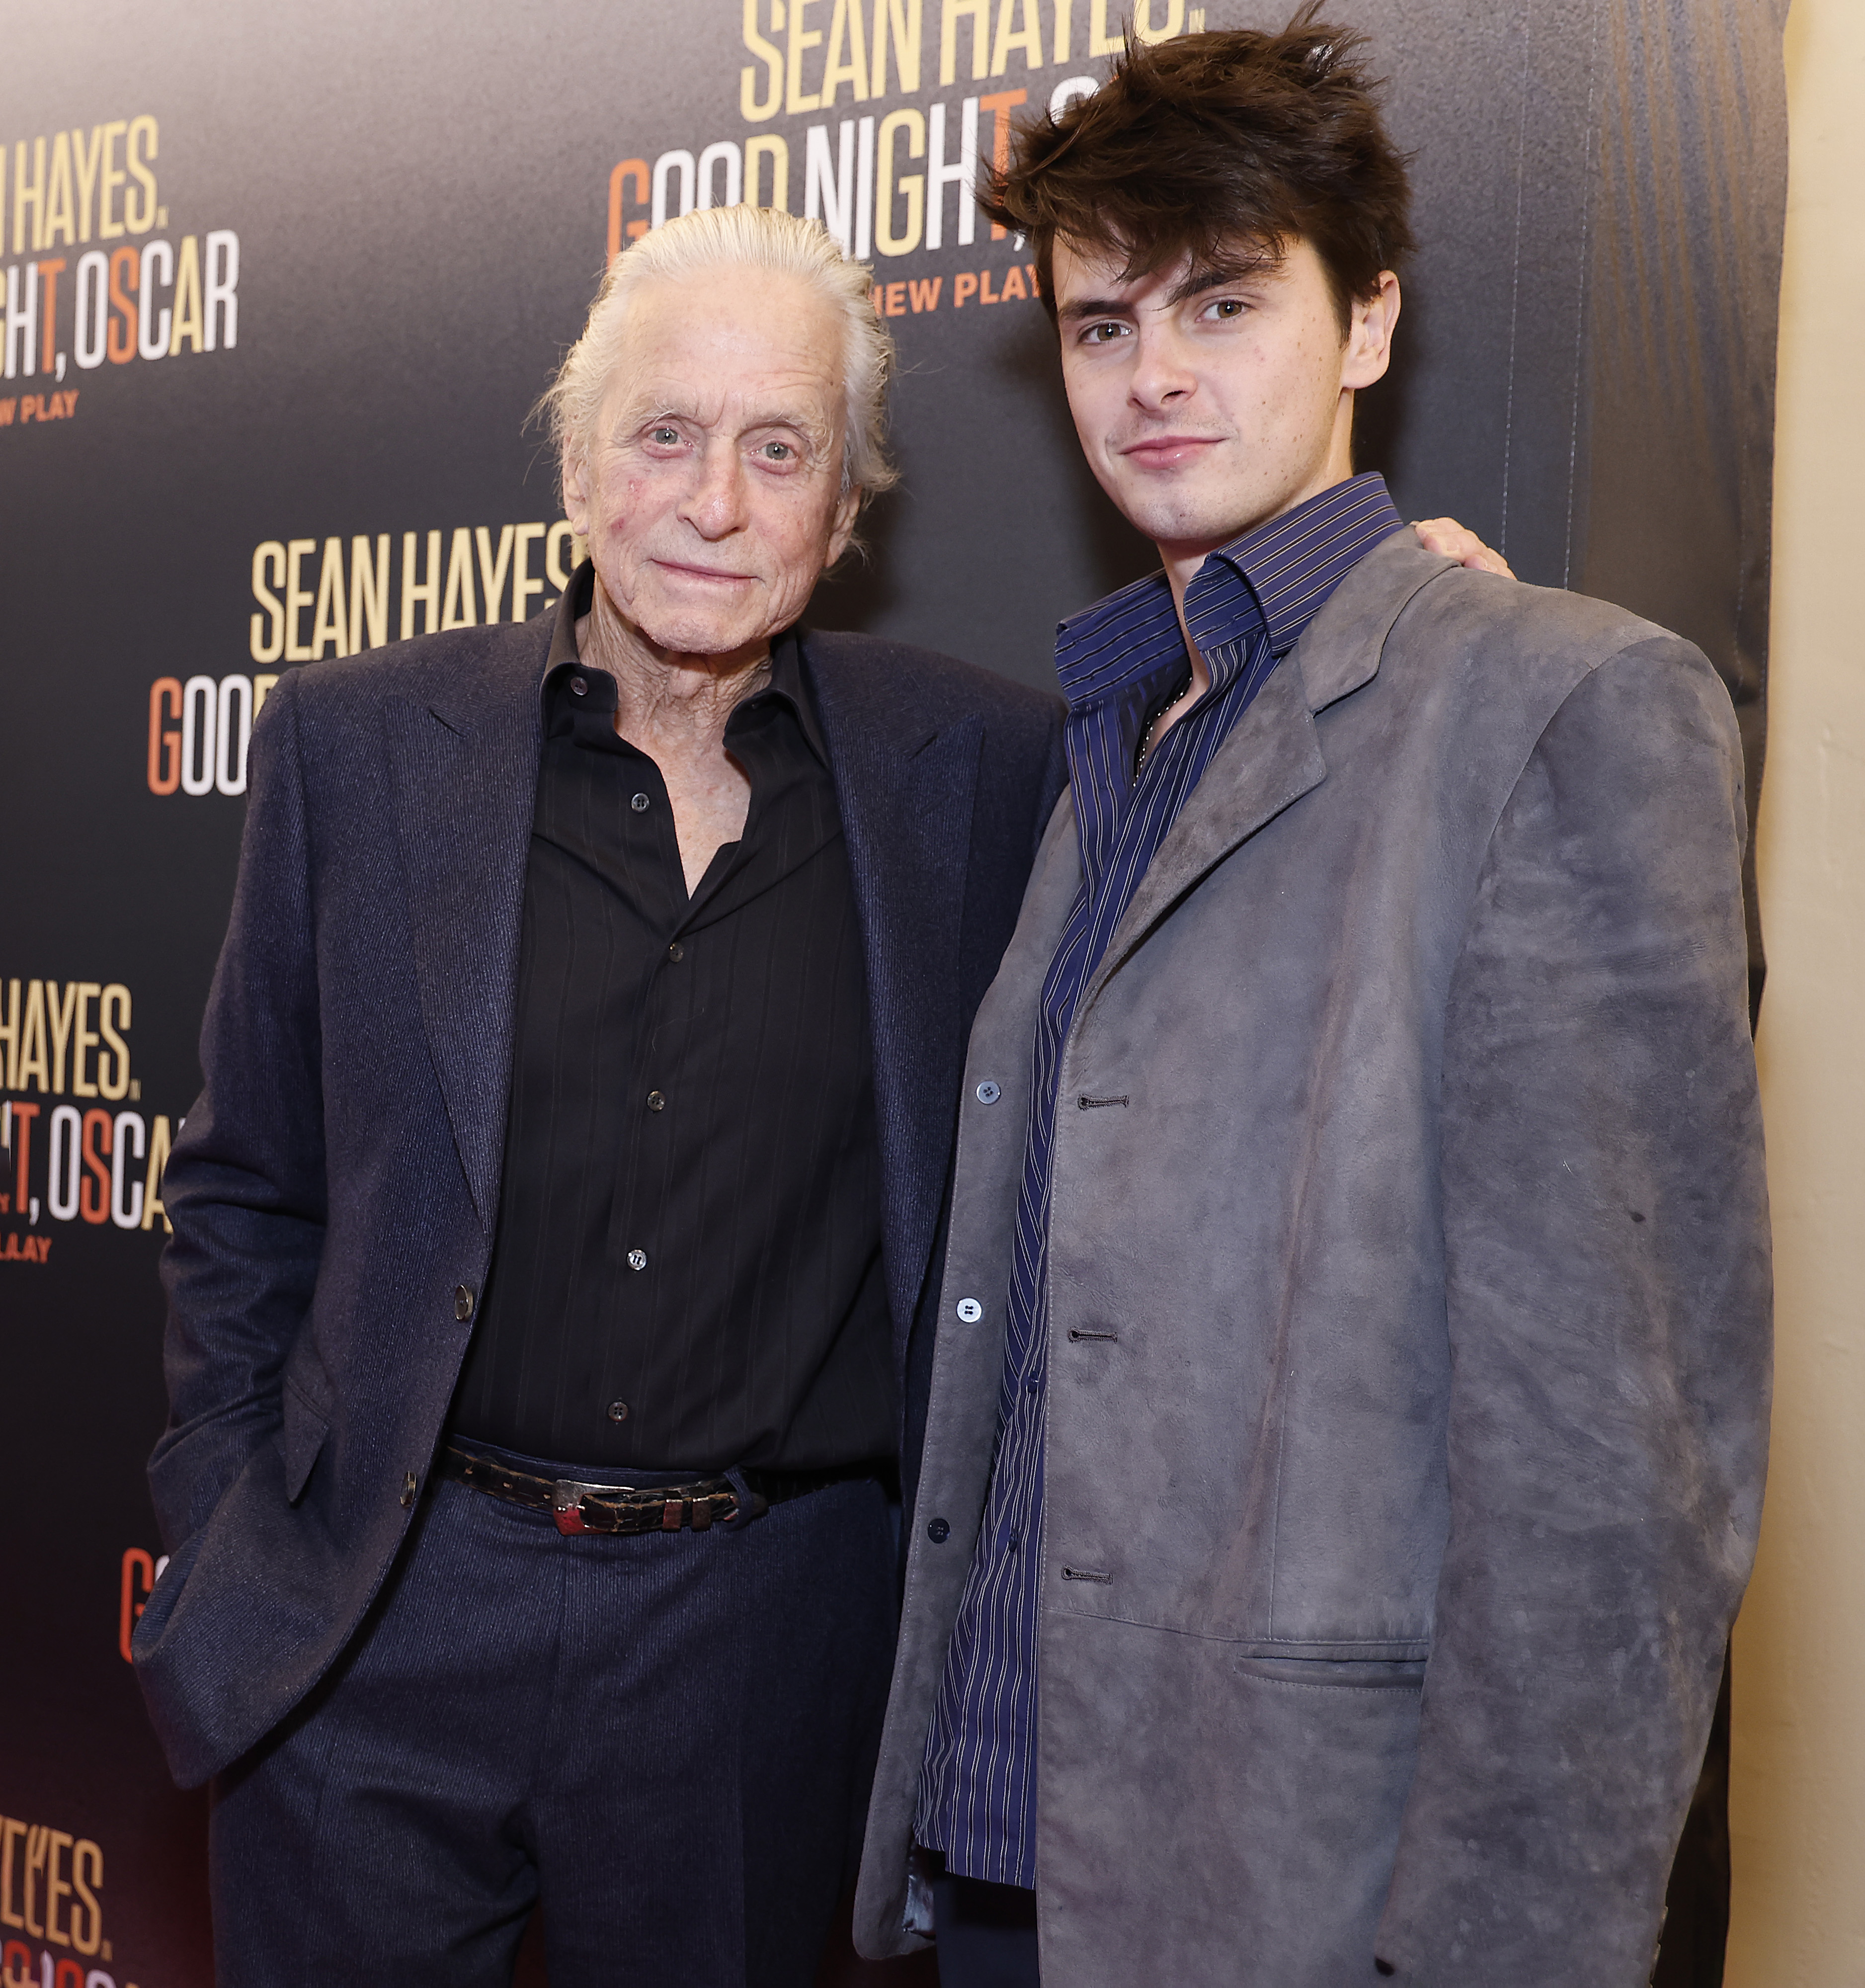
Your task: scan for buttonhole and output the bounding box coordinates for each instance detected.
[1067,1328,1119,1342]
[1077,1095,1129,1110]
[1061,1566,1113,1583]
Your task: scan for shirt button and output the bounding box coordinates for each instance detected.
[631,793,650,813]
[569,674,587,696]
[1008,1528,1023,1548]
[646,1089,665,1112]
[926,1517,951,1544]
[956,1298,983,1323]
[668,942,684,962]
[975,1080,1001,1104]
[400,1471,418,1508]
[1025,1377,1039,1394]
[627,1248,648,1271]
[606,1400,630,1422]
[454,1285,475,1322]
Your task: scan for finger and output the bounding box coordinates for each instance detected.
[1412,518,1517,580]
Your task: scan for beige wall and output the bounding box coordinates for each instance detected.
[1726,1,1865,1980]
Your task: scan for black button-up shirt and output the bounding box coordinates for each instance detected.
[450,563,893,1472]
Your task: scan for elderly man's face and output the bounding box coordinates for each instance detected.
[565,264,860,660]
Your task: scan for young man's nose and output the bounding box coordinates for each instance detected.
[1127,326,1197,409]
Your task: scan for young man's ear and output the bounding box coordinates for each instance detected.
[1343,271,1401,391]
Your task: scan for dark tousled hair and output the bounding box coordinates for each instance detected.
[980,12,1416,333]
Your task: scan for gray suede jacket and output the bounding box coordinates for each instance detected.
[854,535,1771,1987]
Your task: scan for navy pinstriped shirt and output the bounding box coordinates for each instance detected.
[915,473,1407,1889]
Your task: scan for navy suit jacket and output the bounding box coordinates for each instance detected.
[132,612,1065,1789]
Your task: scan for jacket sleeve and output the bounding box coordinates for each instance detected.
[148,667,328,1554]
[1376,637,1771,1985]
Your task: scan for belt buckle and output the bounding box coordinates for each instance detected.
[552,1478,631,1537]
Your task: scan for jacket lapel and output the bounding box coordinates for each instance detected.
[800,633,981,1354]
[386,626,550,1232]
[1081,662,1326,1008]
[1082,538,1456,1009]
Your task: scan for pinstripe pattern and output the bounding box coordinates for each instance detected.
[914,474,1407,1888]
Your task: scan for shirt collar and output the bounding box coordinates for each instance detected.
[1054,472,1407,712]
[544,557,826,765]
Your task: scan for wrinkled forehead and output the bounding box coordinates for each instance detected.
[602,268,848,426]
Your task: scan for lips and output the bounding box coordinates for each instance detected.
[653,559,755,583]
[1117,435,1223,468]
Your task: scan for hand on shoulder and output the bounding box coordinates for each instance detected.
[1412,517,1515,579]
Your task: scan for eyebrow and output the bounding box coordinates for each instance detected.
[615,402,831,446]
[1166,254,1281,305]
[1057,253,1284,323]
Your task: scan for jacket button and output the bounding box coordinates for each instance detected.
[454,1285,475,1322]
[926,1517,951,1544]
[627,1248,648,1271]
[400,1472,417,1508]
[631,792,650,813]
[956,1298,983,1323]
[647,1089,665,1112]
[975,1080,1001,1104]
[606,1399,630,1422]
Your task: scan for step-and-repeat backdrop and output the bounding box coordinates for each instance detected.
[1,3,1784,1982]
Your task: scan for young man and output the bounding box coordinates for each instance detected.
[855,24,1769,1988]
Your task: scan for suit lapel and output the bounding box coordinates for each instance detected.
[1081,661,1326,1009]
[386,626,550,1232]
[801,634,981,1354]
[1081,537,1457,1011]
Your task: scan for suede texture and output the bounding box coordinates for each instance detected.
[853,536,1771,1987]
[132,614,1065,1789]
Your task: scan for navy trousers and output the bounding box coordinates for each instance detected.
[209,1452,896,1988]
[932,1873,1040,1988]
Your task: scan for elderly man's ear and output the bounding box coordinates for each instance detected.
[1413,517,1515,577]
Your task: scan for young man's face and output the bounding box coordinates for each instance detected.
[1052,235,1398,569]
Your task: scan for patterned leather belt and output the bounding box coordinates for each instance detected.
[440,1443,874,1538]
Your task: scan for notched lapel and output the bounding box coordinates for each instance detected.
[1084,661,1327,1008]
[386,679,542,1232]
[1080,538,1456,1009]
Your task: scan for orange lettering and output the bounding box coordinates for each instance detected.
[979,269,1000,305]
[607,159,650,263]
[148,677,181,793]
[885,280,906,316]
[107,245,139,363]
[37,259,67,375]
[80,1108,112,1225]
[908,277,942,312]
[121,1547,156,1661]
[954,271,978,308]
[977,89,1027,239]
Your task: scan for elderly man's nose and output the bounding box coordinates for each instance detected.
[683,446,749,536]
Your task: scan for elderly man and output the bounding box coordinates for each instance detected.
[129,204,1067,1988]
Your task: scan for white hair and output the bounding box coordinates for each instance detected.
[543,204,898,503]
